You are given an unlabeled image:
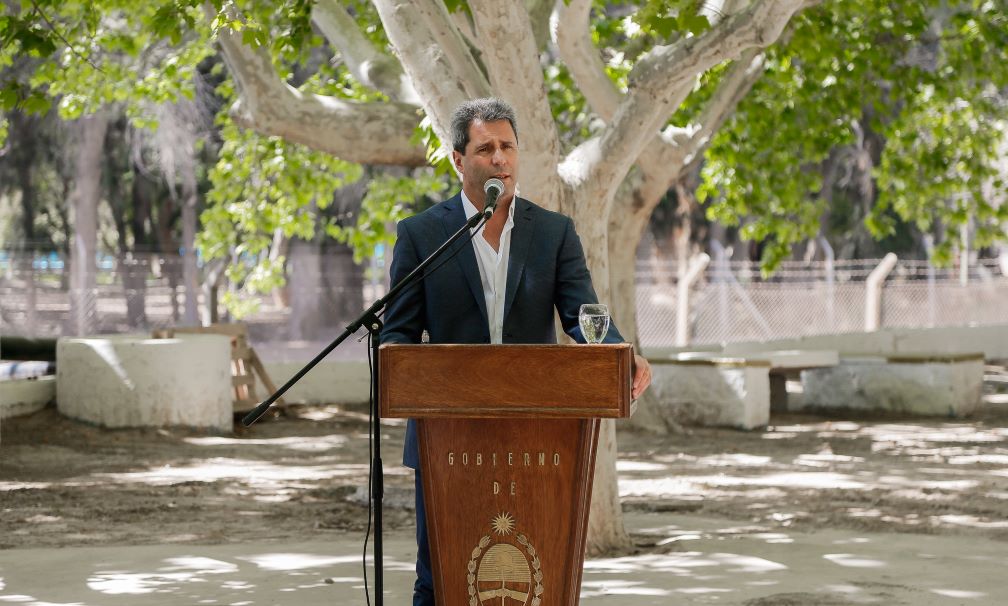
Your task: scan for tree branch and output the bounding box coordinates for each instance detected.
[679,48,765,169]
[468,0,560,189]
[525,0,554,51]
[552,0,620,120]
[211,11,425,166]
[575,0,807,206]
[311,0,418,103]
[373,0,491,150]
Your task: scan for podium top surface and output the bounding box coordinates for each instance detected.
[379,343,632,419]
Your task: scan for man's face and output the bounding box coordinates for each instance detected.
[452,119,519,208]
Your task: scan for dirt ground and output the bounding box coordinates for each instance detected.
[3,391,1008,554]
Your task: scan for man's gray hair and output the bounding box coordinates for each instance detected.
[450,98,518,153]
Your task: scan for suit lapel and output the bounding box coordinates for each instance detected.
[504,197,535,323]
[441,195,489,326]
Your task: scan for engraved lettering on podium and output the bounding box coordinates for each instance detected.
[466,512,544,606]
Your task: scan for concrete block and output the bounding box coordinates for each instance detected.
[800,353,984,417]
[641,357,771,429]
[891,325,1008,360]
[57,334,233,432]
[725,332,897,357]
[1,376,55,419]
[257,360,370,405]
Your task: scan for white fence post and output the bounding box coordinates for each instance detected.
[864,253,898,332]
[818,235,835,327]
[711,240,730,342]
[675,253,711,347]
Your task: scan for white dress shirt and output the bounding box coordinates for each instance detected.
[461,189,516,344]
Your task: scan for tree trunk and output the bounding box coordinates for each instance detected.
[120,255,150,328]
[68,112,109,336]
[12,111,38,248]
[287,237,324,341]
[557,183,631,553]
[180,160,200,326]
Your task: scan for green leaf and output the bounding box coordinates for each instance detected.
[21,92,52,115]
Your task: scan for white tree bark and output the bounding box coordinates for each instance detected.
[212,15,426,166]
[590,1,802,202]
[68,111,109,336]
[311,0,419,104]
[468,0,562,207]
[373,0,492,151]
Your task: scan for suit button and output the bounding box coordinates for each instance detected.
[504,332,513,338]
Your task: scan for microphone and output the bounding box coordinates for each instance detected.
[482,178,504,219]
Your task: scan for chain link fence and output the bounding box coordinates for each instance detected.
[3,251,1007,352]
[636,256,1008,348]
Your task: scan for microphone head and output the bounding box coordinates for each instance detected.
[483,178,504,197]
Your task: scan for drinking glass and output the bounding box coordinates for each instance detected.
[579,303,610,344]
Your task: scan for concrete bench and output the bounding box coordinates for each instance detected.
[673,349,839,414]
[56,334,234,432]
[751,349,840,412]
[640,355,771,430]
[1,376,55,419]
[799,352,984,417]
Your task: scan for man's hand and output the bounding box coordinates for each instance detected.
[632,354,652,399]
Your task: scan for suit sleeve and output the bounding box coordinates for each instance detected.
[554,217,625,344]
[380,220,425,345]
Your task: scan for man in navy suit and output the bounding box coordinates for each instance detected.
[381,98,651,606]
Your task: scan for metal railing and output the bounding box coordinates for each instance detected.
[3,251,1007,352]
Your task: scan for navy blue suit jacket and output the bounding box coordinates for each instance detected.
[380,193,622,468]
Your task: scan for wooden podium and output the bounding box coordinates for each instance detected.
[380,343,633,606]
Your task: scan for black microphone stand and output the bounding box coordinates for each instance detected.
[242,206,492,606]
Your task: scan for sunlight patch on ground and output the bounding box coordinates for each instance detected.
[794,453,865,466]
[934,514,1008,529]
[674,586,734,594]
[694,454,772,467]
[0,482,51,491]
[823,583,868,594]
[621,469,983,497]
[947,454,1008,465]
[930,588,986,598]
[831,537,871,545]
[580,579,671,598]
[694,471,867,490]
[93,459,369,485]
[751,532,794,544]
[822,553,887,568]
[88,557,238,595]
[238,553,359,571]
[183,435,348,452]
[585,551,787,576]
[770,421,861,434]
[865,425,1006,444]
[0,596,83,600]
[616,461,669,472]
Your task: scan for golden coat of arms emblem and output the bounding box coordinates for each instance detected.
[467,512,544,606]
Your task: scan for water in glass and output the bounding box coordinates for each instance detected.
[579,304,610,344]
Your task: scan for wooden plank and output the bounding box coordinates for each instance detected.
[380,344,632,419]
[248,348,285,407]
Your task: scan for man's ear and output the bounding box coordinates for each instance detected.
[451,150,464,174]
